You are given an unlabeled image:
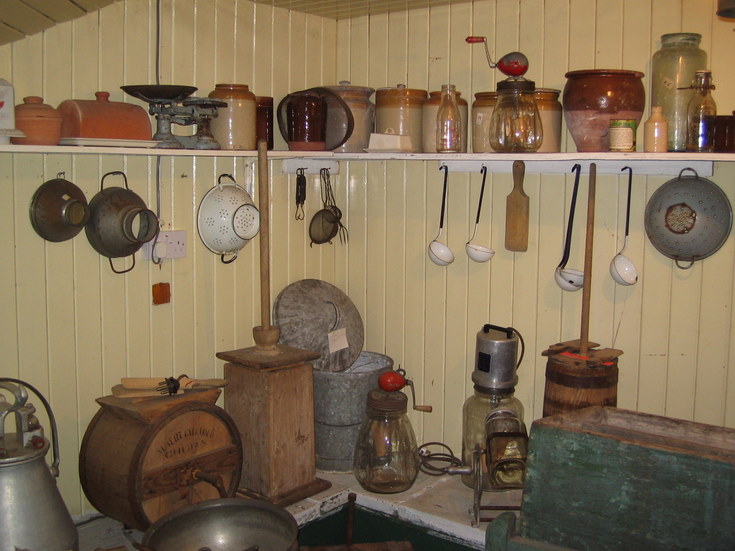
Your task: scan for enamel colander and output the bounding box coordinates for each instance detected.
[197,174,260,263]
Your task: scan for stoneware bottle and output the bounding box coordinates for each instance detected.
[644,106,669,152]
[208,83,257,150]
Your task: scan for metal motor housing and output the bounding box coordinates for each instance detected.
[472,324,519,391]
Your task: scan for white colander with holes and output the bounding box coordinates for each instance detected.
[197,174,260,263]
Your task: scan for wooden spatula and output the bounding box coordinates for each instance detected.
[505,160,529,252]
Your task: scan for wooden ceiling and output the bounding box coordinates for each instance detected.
[0,0,119,46]
[0,0,459,47]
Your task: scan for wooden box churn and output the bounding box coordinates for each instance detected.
[486,406,735,551]
[79,389,242,531]
[218,344,330,505]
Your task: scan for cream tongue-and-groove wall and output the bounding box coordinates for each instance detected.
[1,0,734,516]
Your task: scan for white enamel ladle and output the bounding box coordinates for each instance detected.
[555,164,584,291]
[428,164,455,266]
[466,165,495,262]
[609,166,639,285]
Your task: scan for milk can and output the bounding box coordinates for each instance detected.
[325,81,375,153]
[0,378,78,551]
[471,91,497,153]
[375,84,427,152]
[422,88,468,152]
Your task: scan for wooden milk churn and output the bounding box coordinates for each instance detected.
[542,163,623,416]
[79,388,242,531]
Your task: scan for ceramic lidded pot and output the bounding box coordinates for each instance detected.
[375,84,428,152]
[324,81,375,153]
[563,70,645,152]
[12,96,63,145]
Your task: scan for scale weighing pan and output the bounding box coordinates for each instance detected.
[121,85,197,104]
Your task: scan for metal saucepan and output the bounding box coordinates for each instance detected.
[644,168,732,269]
[137,497,298,551]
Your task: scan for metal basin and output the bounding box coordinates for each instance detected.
[142,498,298,551]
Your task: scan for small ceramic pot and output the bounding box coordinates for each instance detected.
[563,70,645,152]
[12,96,63,145]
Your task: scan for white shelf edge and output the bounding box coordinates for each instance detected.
[1,145,733,176]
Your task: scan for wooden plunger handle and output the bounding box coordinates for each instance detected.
[580,163,596,357]
[257,140,271,330]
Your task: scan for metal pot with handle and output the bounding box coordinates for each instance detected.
[85,170,159,273]
[644,167,732,269]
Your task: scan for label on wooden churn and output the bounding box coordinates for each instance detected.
[327,327,349,354]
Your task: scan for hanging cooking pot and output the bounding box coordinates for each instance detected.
[29,173,89,242]
[644,168,732,269]
[85,171,159,274]
[197,173,260,264]
[277,87,354,151]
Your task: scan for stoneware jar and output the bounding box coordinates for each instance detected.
[12,96,63,145]
[422,89,468,153]
[255,96,274,150]
[533,88,562,152]
[563,69,645,152]
[325,81,375,153]
[208,83,257,150]
[471,92,497,153]
[375,84,427,152]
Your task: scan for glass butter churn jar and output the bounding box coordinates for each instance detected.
[488,78,543,152]
[651,33,707,151]
[462,323,527,491]
[353,369,431,493]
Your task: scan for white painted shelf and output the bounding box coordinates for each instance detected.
[1,145,733,176]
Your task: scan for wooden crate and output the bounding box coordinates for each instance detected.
[511,406,735,551]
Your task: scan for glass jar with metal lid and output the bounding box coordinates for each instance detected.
[488,78,543,152]
[375,84,427,152]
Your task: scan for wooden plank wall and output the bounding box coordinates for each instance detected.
[0,0,734,516]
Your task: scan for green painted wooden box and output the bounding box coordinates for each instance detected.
[505,406,735,551]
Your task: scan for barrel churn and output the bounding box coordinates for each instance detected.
[79,388,242,531]
[541,340,622,417]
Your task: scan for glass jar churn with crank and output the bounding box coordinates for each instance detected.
[353,368,431,493]
[488,78,542,152]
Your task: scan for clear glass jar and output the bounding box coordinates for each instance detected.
[651,33,707,151]
[485,408,528,489]
[686,70,717,152]
[461,385,524,490]
[353,389,419,493]
[488,78,542,152]
[435,84,462,153]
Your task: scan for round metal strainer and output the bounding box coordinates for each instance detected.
[644,168,732,269]
[197,174,260,263]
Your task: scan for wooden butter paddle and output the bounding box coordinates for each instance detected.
[505,160,529,252]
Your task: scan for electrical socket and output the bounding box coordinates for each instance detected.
[142,230,186,261]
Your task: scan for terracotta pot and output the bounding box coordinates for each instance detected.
[563,70,645,152]
[12,96,63,145]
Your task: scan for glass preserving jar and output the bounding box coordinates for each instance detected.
[686,70,717,152]
[651,33,707,151]
[488,78,542,152]
[461,385,524,491]
[353,389,419,493]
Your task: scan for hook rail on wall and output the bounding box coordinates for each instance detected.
[282,158,340,175]
[439,159,713,176]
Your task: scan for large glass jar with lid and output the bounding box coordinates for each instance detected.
[461,385,524,491]
[488,78,543,152]
[651,33,707,151]
[353,389,419,493]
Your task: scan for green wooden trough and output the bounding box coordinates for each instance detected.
[486,406,735,551]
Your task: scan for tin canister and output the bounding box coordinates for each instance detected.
[609,119,637,152]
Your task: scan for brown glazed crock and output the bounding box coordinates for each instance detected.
[563,69,645,152]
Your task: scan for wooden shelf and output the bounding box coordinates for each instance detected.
[1,145,733,176]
